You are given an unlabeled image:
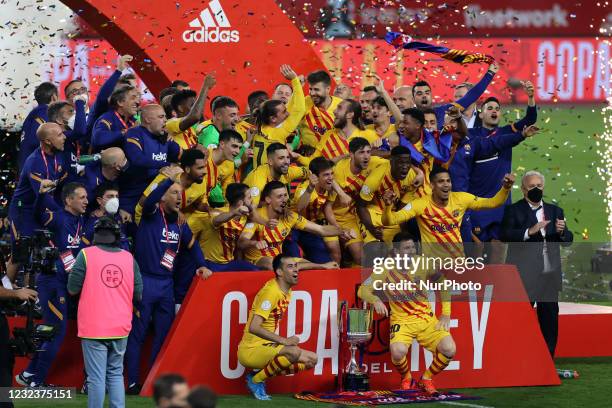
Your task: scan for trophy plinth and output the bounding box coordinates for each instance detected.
[342,308,373,392]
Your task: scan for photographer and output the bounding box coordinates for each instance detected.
[16,182,89,388]
[0,286,37,408]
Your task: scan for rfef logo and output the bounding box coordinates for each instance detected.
[182,0,240,43]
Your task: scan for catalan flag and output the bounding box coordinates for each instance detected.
[385,32,494,65]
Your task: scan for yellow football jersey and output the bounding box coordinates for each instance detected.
[298,95,343,147]
[359,266,451,323]
[243,164,307,207]
[190,208,247,264]
[332,156,387,222]
[253,77,305,168]
[292,181,336,222]
[359,160,418,213]
[205,147,235,194]
[235,120,255,142]
[366,123,397,141]
[242,207,308,263]
[134,174,207,224]
[239,278,291,348]
[166,117,199,149]
[383,189,510,257]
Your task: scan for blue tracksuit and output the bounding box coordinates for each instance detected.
[465,105,538,241]
[450,128,529,242]
[61,99,89,182]
[8,148,67,245]
[119,126,181,214]
[18,104,48,170]
[86,70,122,137]
[126,178,206,385]
[81,162,115,211]
[26,199,88,385]
[433,71,494,130]
[91,109,137,151]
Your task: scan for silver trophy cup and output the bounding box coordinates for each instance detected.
[343,307,373,391]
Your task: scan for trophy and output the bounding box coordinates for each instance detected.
[339,304,373,392]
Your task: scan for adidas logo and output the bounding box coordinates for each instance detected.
[182,0,240,43]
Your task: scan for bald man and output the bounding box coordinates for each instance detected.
[81,147,129,209]
[119,104,182,214]
[393,86,414,111]
[8,122,68,256]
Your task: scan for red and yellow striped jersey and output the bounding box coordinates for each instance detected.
[358,267,450,323]
[332,156,387,222]
[205,148,235,194]
[383,189,510,257]
[299,96,343,147]
[189,209,246,264]
[166,118,199,149]
[292,181,336,222]
[239,278,291,348]
[359,160,417,212]
[242,207,308,262]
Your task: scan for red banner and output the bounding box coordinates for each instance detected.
[45,37,611,105]
[277,0,611,39]
[142,266,559,396]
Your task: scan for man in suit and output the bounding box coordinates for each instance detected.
[501,170,573,357]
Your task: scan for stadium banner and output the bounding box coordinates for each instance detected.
[44,37,610,105]
[141,265,560,396]
[276,0,610,39]
[59,0,329,107]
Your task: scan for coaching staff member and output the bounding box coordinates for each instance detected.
[501,170,573,357]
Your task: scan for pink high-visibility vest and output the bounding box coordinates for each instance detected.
[77,246,134,339]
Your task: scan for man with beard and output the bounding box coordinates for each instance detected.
[298,70,343,147]
[239,254,318,400]
[292,99,378,165]
[412,63,498,130]
[382,166,515,260]
[135,148,208,224]
[197,96,241,149]
[91,85,141,150]
[244,143,307,207]
[238,181,348,270]
[205,130,243,207]
[16,182,89,388]
[461,82,537,261]
[165,73,216,149]
[126,175,212,394]
[359,85,378,125]
[120,104,181,215]
[332,137,387,265]
[357,146,421,243]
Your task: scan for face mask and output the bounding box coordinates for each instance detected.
[66,114,76,130]
[527,187,543,203]
[119,160,130,173]
[104,197,119,215]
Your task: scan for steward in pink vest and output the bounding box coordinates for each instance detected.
[68,216,143,339]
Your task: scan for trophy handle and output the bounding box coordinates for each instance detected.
[337,301,348,393]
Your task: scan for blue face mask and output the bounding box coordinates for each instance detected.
[120,160,130,172]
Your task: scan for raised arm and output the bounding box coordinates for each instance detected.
[509,81,537,132]
[179,73,216,132]
[140,177,174,216]
[374,75,403,124]
[467,174,514,211]
[453,63,498,110]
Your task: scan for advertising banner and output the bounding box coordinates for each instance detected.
[142,265,559,395]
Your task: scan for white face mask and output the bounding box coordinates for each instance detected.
[67,114,76,130]
[104,197,119,215]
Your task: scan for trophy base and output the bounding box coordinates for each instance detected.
[342,372,370,392]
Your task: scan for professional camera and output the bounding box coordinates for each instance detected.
[4,229,59,356]
[13,229,59,275]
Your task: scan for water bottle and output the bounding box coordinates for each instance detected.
[557,369,579,379]
[78,154,101,165]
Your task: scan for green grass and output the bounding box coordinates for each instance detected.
[508,105,608,242]
[13,357,612,407]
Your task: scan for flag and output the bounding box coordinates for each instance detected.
[385,32,494,65]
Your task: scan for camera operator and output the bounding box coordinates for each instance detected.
[16,181,89,388]
[0,286,37,408]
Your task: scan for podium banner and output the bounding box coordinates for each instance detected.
[142,265,560,395]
